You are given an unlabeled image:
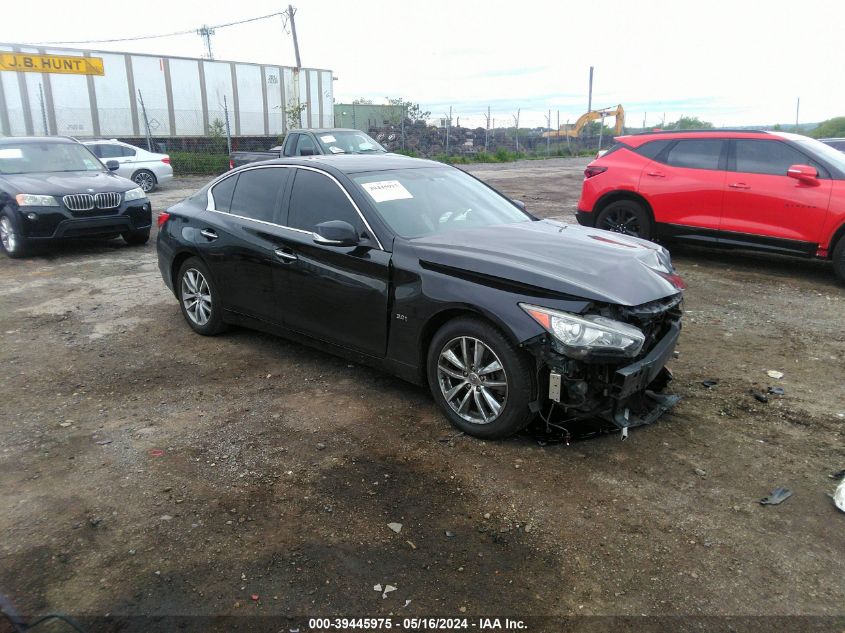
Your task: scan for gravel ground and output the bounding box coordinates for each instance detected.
[1,158,843,632]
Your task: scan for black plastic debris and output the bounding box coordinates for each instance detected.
[751,391,769,403]
[830,469,845,481]
[760,487,793,506]
[702,379,719,388]
[767,386,785,396]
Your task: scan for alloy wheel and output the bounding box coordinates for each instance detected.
[600,206,641,236]
[0,217,17,253]
[135,172,155,192]
[437,336,508,425]
[181,268,212,326]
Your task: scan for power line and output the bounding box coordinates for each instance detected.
[20,11,286,46]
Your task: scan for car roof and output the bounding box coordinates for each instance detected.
[243,153,444,174]
[0,136,79,146]
[615,129,806,148]
[83,139,128,144]
[287,128,368,134]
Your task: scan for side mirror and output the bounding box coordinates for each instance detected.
[106,160,120,171]
[512,199,526,211]
[787,164,818,184]
[313,220,359,247]
[299,148,316,156]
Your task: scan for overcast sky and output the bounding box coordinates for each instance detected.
[7,0,844,129]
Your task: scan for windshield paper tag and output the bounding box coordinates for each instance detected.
[0,148,23,159]
[320,135,336,143]
[328,146,344,154]
[361,180,413,203]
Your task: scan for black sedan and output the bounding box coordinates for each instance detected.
[157,155,684,439]
[0,137,152,258]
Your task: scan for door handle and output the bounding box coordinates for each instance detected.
[646,171,665,177]
[200,229,218,240]
[729,182,751,189]
[274,248,298,262]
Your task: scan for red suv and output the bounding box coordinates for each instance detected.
[576,130,845,283]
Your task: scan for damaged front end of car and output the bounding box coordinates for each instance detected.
[520,293,683,436]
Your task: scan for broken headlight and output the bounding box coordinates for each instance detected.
[520,303,645,359]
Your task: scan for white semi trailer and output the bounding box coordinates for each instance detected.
[0,43,334,138]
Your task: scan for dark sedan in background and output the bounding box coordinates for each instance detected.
[157,155,685,439]
[0,137,151,258]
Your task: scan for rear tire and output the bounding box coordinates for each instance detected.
[133,169,157,193]
[122,228,150,246]
[833,237,845,285]
[427,317,535,440]
[596,200,653,240]
[176,257,226,336]
[0,211,29,258]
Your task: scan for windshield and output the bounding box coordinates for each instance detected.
[795,137,845,174]
[316,131,385,155]
[0,142,104,175]
[353,166,531,238]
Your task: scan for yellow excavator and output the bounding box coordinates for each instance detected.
[543,104,625,138]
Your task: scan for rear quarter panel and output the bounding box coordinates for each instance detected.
[578,148,649,212]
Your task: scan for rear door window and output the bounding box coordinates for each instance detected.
[634,139,673,160]
[97,144,125,159]
[229,168,289,223]
[734,139,818,176]
[210,175,238,212]
[665,140,724,170]
[287,169,361,232]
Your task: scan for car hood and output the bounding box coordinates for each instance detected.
[406,219,682,306]
[0,171,137,195]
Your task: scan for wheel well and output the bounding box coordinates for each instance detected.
[594,191,655,223]
[418,308,521,385]
[133,168,157,182]
[829,223,845,258]
[170,252,195,291]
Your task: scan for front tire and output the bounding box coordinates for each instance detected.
[427,317,535,439]
[176,257,226,336]
[122,228,150,246]
[596,200,653,240]
[133,169,157,193]
[833,237,845,285]
[0,211,29,258]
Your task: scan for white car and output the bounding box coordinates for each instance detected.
[83,140,173,192]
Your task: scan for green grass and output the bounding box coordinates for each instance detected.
[169,151,230,176]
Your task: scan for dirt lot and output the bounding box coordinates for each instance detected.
[1,158,843,632]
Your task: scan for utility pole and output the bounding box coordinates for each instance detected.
[512,108,520,153]
[288,5,301,68]
[445,106,452,154]
[546,110,551,156]
[483,106,490,152]
[587,66,594,113]
[38,83,49,136]
[197,25,215,60]
[795,97,800,128]
[138,90,153,151]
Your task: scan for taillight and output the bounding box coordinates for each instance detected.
[229,159,234,170]
[161,156,171,164]
[584,165,608,178]
[157,211,171,228]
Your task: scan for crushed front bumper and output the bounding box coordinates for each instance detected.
[535,317,682,432]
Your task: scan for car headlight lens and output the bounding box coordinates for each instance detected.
[520,303,645,358]
[15,194,58,207]
[123,187,146,202]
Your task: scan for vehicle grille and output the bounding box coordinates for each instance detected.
[62,192,122,213]
[63,194,95,211]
